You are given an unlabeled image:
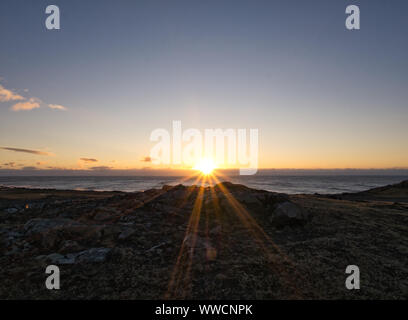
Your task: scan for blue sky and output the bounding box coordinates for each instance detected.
[0,0,407,172]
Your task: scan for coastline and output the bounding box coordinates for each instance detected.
[0,180,407,299]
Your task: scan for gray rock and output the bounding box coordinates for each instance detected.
[209,226,222,236]
[24,218,79,235]
[59,240,82,253]
[75,248,111,263]
[269,201,309,227]
[93,208,118,221]
[235,192,262,206]
[183,234,211,249]
[46,253,76,265]
[118,228,135,240]
[46,248,111,264]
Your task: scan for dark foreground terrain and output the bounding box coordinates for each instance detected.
[0,180,407,299]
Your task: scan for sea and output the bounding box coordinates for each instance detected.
[0,175,407,194]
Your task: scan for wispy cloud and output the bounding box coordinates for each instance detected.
[0,85,24,102]
[48,104,67,111]
[80,158,98,162]
[90,166,112,171]
[141,156,152,162]
[1,79,66,112]
[2,162,16,167]
[0,147,53,156]
[21,166,38,170]
[10,98,41,111]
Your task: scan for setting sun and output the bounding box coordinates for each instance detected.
[193,158,216,175]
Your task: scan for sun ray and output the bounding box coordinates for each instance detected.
[166,174,206,298]
[211,174,313,298]
[166,170,316,299]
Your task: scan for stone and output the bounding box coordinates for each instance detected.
[183,234,211,249]
[45,248,111,264]
[269,201,309,227]
[46,253,76,264]
[236,192,262,206]
[209,226,222,236]
[59,240,82,253]
[24,218,79,235]
[118,228,135,240]
[75,248,111,263]
[93,208,118,221]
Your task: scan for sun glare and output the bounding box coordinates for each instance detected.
[193,158,216,175]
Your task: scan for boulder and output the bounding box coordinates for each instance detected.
[183,234,211,249]
[46,253,76,265]
[75,247,111,263]
[93,207,118,221]
[46,247,111,264]
[269,201,309,227]
[118,228,135,240]
[59,240,83,253]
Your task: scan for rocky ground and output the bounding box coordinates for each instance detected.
[0,181,407,299]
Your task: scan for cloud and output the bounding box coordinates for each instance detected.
[1,79,66,113]
[2,162,16,167]
[90,166,112,171]
[48,104,67,111]
[0,85,24,102]
[0,147,52,156]
[80,158,98,162]
[141,156,152,162]
[11,98,41,111]
[21,166,38,170]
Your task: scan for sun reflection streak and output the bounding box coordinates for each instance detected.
[166,174,206,298]
[211,174,311,298]
[166,170,314,299]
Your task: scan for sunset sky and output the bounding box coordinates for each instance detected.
[0,0,407,174]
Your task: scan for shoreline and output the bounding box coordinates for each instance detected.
[1,177,408,197]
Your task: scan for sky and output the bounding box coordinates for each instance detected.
[0,0,407,174]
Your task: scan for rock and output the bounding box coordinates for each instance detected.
[34,255,47,261]
[183,235,211,249]
[24,218,79,235]
[209,226,222,236]
[206,247,217,261]
[145,242,168,253]
[236,192,262,206]
[264,193,290,208]
[59,240,82,253]
[118,228,135,240]
[157,185,188,203]
[269,201,309,227]
[45,248,111,264]
[107,247,132,262]
[6,208,18,214]
[75,248,111,263]
[46,253,76,264]
[215,273,227,281]
[41,231,59,250]
[93,208,118,221]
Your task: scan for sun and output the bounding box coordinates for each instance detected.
[193,158,216,175]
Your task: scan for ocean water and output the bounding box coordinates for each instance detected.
[0,175,407,194]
